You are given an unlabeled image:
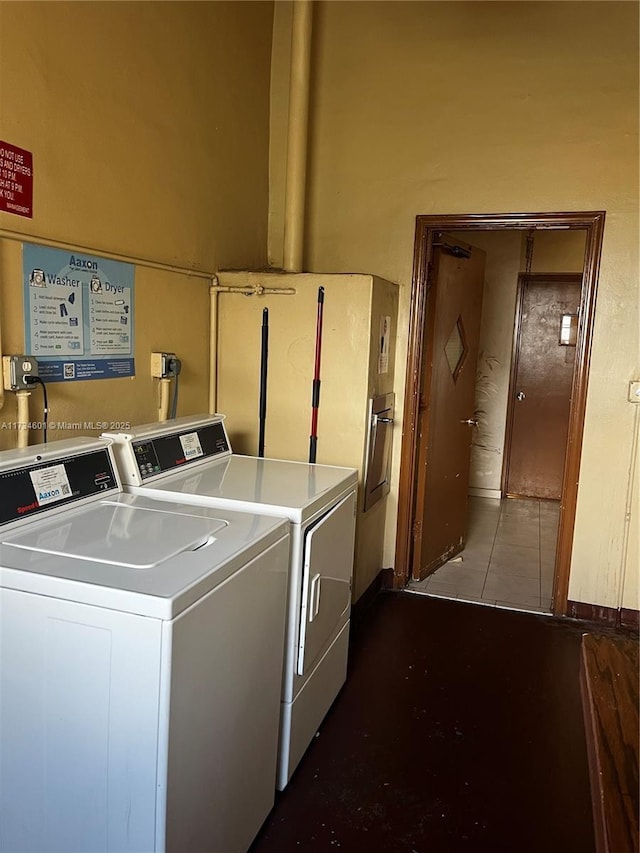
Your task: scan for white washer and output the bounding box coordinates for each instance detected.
[0,437,289,853]
[104,415,358,790]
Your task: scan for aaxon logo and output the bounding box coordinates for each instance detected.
[39,487,61,501]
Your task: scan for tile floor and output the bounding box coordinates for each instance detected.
[407,496,559,614]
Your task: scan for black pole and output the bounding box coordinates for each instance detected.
[309,287,325,463]
[258,307,269,457]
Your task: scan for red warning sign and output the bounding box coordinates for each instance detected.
[0,141,33,218]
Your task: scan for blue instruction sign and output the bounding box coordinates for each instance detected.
[23,243,135,382]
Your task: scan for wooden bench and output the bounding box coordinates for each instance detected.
[580,632,639,853]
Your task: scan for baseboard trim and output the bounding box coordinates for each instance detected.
[351,569,388,623]
[468,487,502,499]
[568,600,639,631]
[621,608,640,630]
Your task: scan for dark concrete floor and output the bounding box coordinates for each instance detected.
[250,592,596,853]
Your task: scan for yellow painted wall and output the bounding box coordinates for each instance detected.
[268,0,638,609]
[0,1,273,447]
[217,272,374,465]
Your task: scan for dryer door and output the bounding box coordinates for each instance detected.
[296,491,356,676]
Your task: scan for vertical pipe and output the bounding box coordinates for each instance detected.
[16,390,30,448]
[283,0,313,272]
[209,276,219,414]
[158,379,171,422]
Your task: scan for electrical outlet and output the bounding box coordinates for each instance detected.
[629,381,640,403]
[3,355,38,391]
[165,356,181,377]
[150,352,177,379]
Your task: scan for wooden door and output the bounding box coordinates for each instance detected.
[411,235,486,581]
[505,275,582,500]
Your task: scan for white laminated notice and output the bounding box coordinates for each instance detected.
[378,315,391,375]
[30,464,72,506]
[179,432,204,461]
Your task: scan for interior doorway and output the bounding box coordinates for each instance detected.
[394,212,606,617]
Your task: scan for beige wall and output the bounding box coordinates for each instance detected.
[0,1,273,446]
[270,1,639,608]
[217,272,375,466]
[524,230,587,273]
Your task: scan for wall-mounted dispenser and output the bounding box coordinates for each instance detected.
[363,393,394,512]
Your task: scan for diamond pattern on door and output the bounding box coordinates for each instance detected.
[444,316,468,381]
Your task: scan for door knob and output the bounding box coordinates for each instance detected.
[516,391,526,401]
[460,418,478,426]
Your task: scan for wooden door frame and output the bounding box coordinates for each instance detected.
[502,272,584,499]
[393,211,606,616]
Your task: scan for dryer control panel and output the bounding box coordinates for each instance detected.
[103,415,232,486]
[0,447,119,527]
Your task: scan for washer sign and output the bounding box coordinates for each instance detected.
[23,243,135,382]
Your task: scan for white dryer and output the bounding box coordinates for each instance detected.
[0,437,289,853]
[103,415,358,790]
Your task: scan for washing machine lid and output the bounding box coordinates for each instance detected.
[0,494,288,619]
[3,500,228,568]
[130,454,358,523]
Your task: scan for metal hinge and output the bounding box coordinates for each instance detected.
[412,519,422,541]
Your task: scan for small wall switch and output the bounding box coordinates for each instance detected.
[3,355,38,391]
[628,381,640,403]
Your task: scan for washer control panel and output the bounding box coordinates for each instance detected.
[0,448,118,527]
